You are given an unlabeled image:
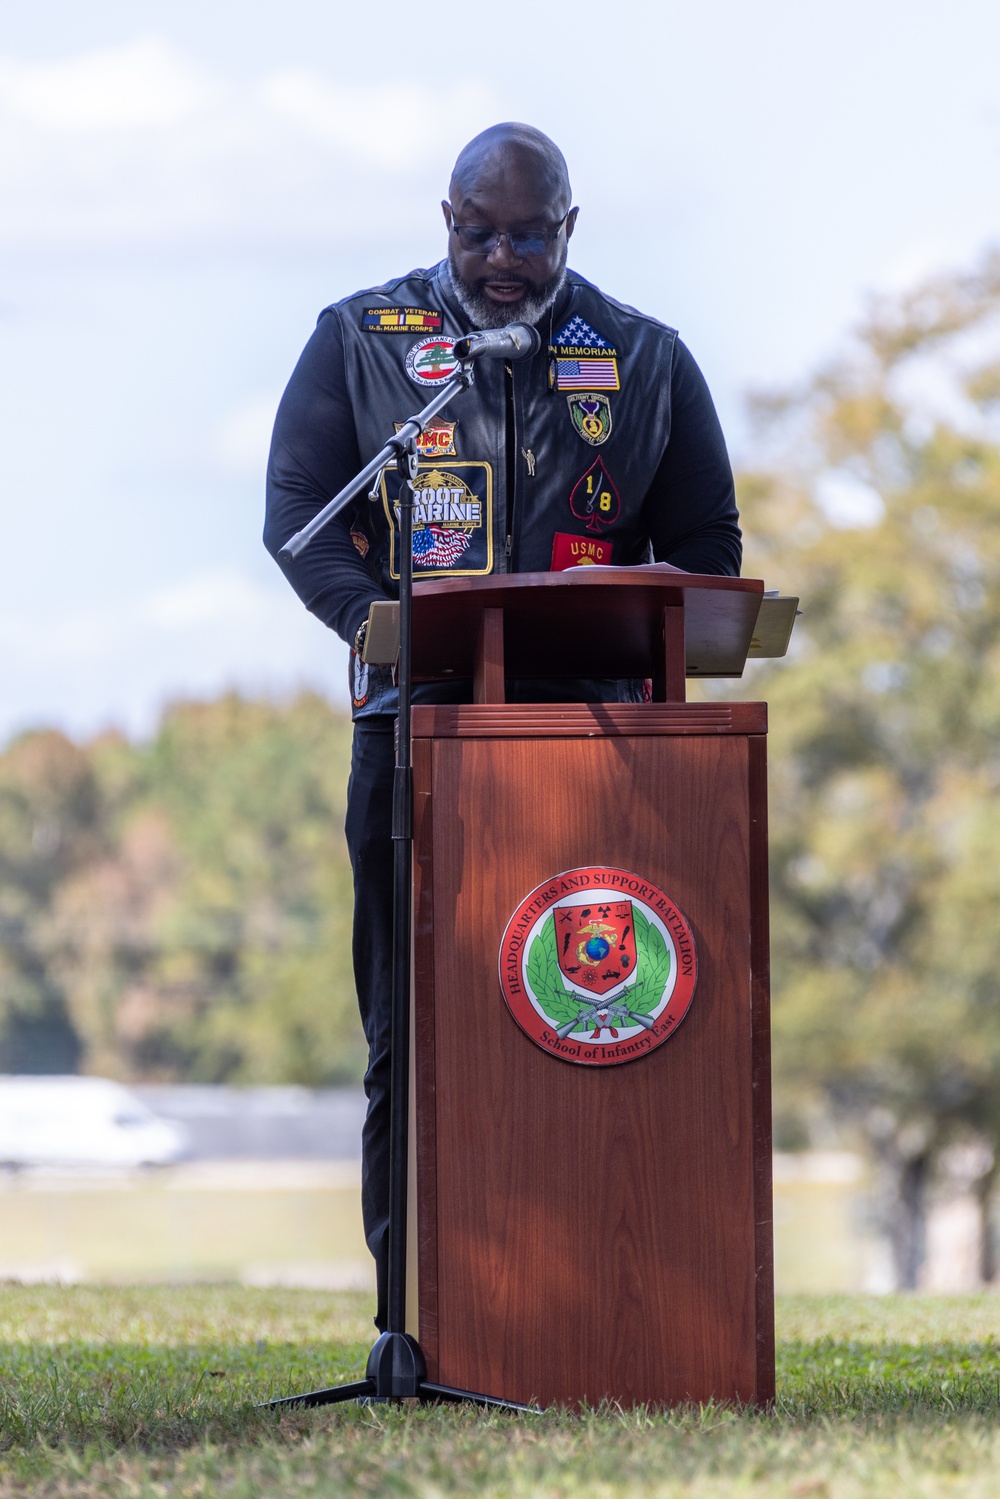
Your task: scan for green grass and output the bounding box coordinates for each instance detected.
[2,1289,1000,1496]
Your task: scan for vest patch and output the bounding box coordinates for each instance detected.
[394,419,457,457]
[550,357,620,391]
[381,461,494,577]
[351,650,370,707]
[551,532,614,570]
[548,315,618,358]
[363,306,442,333]
[568,458,622,532]
[405,335,460,386]
[567,392,612,446]
[549,316,619,389]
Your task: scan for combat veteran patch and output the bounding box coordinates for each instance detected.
[498,865,697,1067]
[394,419,457,457]
[567,392,612,446]
[380,460,493,577]
[549,315,620,391]
[569,458,621,532]
[405,335,461,386]
[550,532,613,569]
[363,306,442,333]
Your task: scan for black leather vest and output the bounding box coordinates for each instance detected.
[339,262,677,587]
[324,261,741,714]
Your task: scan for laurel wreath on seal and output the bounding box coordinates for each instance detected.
[525,908,671,1031]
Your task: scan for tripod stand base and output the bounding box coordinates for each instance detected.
[259,1331,538,1412]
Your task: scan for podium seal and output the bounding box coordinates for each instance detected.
[498,866,697,1066]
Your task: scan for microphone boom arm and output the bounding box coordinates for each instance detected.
[277,362,476,562]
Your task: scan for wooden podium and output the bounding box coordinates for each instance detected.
[406,570,774,1409]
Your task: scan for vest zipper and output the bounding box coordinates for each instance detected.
[504,360,517,570]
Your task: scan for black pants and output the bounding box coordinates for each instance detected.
[344,716,397,1332]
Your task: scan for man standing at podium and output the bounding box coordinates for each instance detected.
[264,123,741,1329]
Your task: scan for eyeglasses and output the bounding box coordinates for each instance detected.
[451,215,570,258]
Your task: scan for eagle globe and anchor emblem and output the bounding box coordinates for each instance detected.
[498,866,698,1066]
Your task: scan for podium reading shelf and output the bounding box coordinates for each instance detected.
[405,570,774,1409]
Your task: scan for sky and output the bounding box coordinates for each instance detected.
[2,0,999,743]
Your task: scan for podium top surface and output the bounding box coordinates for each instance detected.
[409,568,766,680]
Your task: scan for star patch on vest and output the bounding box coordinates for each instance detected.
[549,315,617,356]
[549,316,619,390]
[567,392,612,446]
[362,306,442,333]
[394,419,457,457]
[568,458,621,532]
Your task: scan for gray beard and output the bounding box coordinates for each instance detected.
[446,253,566,330]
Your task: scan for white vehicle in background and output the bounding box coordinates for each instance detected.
[0,1076,188,1168]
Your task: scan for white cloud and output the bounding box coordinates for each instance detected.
[260,71,476,169]
[144,570,282,630]
[0,39,497,251]
[0,37,220,131]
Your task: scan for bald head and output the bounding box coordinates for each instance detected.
[442,123,577,328]
[449,123,572,216]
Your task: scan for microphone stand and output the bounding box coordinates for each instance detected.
[262,362,535,1414]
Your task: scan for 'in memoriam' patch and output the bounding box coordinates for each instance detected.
[549,315,618,357]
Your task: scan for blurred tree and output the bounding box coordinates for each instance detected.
[0,692,364,1086]
[738,250,1000,1285]
[0,731,94,1071]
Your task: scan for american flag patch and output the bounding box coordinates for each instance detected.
[412,525,472,568]
[551,357,620,391]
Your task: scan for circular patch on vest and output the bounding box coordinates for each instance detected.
[498,866,697,1066]
[404,335,460,386]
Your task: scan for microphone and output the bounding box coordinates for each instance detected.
[452,322,541,362]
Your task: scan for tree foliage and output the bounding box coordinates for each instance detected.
[0,692,364,1085]
[736,250,1000,1280]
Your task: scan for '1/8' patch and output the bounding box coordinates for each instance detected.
[569,458,622,532]
[380,461,494,577]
